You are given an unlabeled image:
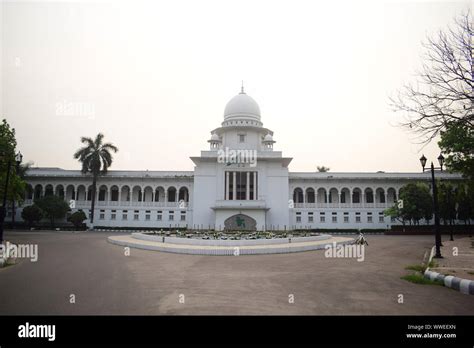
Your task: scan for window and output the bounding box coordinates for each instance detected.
[367,212,373,223]
[379,212,384,223]
[366,191,374,203]
[180,213,186,221]
[169,211,174,221]
[296,212,301,223]
[99,210,105,220]
[239,134,246,143]
[122,210,128,220]
[332,212,337,223]
[320,212,325,223]
[145,210,151,221]
[134,210,139,220]
[344,212,349,223]
[157,211,162,221]
[111,210,116,220]
[391,217,396,223]
[355,212,361,223]
[308,212,313,223]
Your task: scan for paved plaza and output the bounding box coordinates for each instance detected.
[0,231,473,315]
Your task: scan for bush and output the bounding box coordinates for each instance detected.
[35,195,70,228]
[21,204,43,228]
[67,210,87,229]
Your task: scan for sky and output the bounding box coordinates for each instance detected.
[0,0,470,172]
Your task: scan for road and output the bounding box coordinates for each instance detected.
[0,231,473,315]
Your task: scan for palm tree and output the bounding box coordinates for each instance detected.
[74,133,118,224]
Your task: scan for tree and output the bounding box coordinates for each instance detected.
[391,11,473,144]
[35,195,70,228]
[21,204,43,228]
[384,183,433,225]
[438,123,474,182]
[67,210,87,230]
[317,166,330,172]
[0,119,27,232]
[456,184,472,225]
[437,182,457,223]
[8,162,32,226]
[73,133,118,224]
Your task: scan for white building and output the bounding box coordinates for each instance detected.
[21,88,462,231]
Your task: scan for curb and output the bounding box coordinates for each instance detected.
[424,246,474,295]
[107,235,355,256]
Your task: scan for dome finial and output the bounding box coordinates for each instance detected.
[240,80,245,94]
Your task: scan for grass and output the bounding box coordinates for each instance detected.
[405,264,426,272]
[401,273,444,286]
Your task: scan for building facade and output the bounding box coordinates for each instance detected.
[20,88,462,230]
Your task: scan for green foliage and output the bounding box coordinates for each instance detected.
[0,119,25,200]
[67,210,87,229]
[437,181,457,224]
[392,182,433,224]
[35,195,70,228]
[400,273,444,286]
[21,204,43,227]
[456,183,474,222]
[405,264,426,273]
[317,166,330,172]
[74,133,118,223]
[438,123,474,182]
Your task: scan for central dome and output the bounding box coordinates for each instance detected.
[223,89,261,122]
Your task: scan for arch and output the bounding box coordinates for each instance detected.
[352,187,362,204]
[364,188,374,203]
[317,188,327,203]
[120,186,130,202]
[178,187,189,202]
[143,186,154,202]
[375,187,385,203]
[340,187,350,204]
[305,188,315,203]
[55,184,64,198]
[110,185,119,201]
[154,186,165,202]
[45,184,54,196]
[167,186,177,202]
[132,185,142,202]
[65,185,75,200]
[87,185,93,201]
[98,185,108,201]
[26,184,34,200]
[293,188,303,203]
[387,187,397,204]
[328,188,339,203]
[224,214,257,231]
[34,184,43,199]
[76,185,86,201]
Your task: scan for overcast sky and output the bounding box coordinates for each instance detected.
[1,0,470,172]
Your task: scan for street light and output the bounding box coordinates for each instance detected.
[0,151,23,244]
[419,153,444,258]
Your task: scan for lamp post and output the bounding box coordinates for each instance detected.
[419,153,444,258]
[0,152,23,244]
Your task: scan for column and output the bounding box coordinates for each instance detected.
[233,172,237,200]
[253,171,257,200]
[225,172,229,200]
[246,172,250,200]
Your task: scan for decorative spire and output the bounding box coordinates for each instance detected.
[240,80,245,94]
